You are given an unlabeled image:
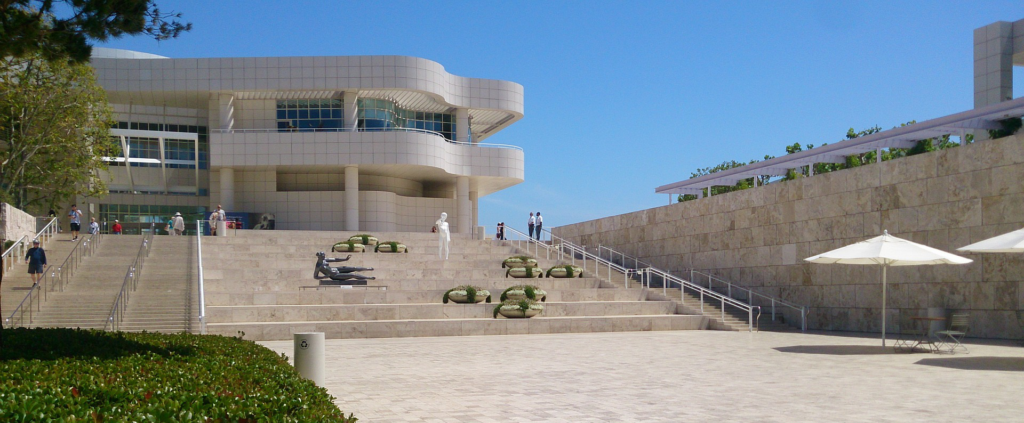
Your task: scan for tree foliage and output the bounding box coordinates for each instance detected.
[0,53,115,212]
[0,0,191,63]
[678,122,974,203]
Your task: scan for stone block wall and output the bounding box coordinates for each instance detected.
[553,134,1024,339]
[0,203,38,246]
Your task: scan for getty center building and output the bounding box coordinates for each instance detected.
[85,48,525,234]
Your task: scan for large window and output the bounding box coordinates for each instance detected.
[357,98,456,140]
[276,99,343,131]
[111,122,209,169]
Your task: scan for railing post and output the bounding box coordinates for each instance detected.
[801,307,807,332]
[721,297,725,322]
[748,307,753,332]
[772,299,776,321]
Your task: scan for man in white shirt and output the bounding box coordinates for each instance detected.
[528,212,535,239]
[535,212,543,241]
[172,212,185,236]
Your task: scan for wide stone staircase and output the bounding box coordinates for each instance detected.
[2,233,79,318]
[202,231,709,341]
[31,236,144,329]
[119,236,195,333]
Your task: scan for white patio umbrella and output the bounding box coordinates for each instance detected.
[957,227,1024,253]
[805,230,972,346]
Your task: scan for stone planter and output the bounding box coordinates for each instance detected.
[331,242,365,253]
[546,265,583,278]
[503,289,546,302]
[349,235,378,246]
[502,257,538,268]
[498,308,542,318]
[375,243,407,253]
[506,267,543,278]
[447,290,490,304]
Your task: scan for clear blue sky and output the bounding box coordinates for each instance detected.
[98,1,1024,232]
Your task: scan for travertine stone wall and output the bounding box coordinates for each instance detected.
[0,203,37,245]
[554,134,1024,339]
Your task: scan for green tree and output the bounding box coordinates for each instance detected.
[0,53,116,212]
[0,0,191,63]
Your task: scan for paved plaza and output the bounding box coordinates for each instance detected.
[261,331,1024,422]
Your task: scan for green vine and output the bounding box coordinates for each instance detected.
[466,286,477,303]
[443,288,453,304]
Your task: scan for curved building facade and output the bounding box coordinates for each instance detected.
[87,48,525,233]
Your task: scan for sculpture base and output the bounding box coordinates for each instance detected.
[319,280,369,286]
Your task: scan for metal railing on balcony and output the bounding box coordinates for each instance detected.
[212,127,523,151]
[105,224,154,331]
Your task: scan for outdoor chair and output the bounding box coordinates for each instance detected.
[893,310,928,353]
[936,312,969,354]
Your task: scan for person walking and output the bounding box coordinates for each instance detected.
[528,212,535,239]
[172,212,185,236]
[209,208,221,236]
[68,205,83,241]
[24,239,46,286]
[535,212,543,241]
[88,217,100,235]
[111,220,123,234]
[496,222,505,240]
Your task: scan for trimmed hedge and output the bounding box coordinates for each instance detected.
[0,328,357,422]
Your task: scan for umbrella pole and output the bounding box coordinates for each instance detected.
[881,264,887,347]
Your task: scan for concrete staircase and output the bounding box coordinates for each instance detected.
[2,233,81,324]
[31,236,145,329]
[120,236,194,333]
[202,231,709,341]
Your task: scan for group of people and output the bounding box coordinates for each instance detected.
[493,211,544,241]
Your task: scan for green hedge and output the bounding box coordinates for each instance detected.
[0,328,357,422]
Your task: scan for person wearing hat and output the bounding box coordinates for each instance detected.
[171,212,185,236]
[24,239,47,286]
[111,219,123,235]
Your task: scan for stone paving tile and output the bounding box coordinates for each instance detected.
[260,331,1024,422]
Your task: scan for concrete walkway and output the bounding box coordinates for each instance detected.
[261,331,1024,422]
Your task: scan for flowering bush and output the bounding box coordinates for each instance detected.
[500,285,547,302]
[492,299,544,318]
[443,285,492,303]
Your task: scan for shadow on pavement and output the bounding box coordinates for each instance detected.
[914,356,1024,372]
[774,345,895,355]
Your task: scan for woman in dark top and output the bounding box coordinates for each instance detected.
[24,239,46,285]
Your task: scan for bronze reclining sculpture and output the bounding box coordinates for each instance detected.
[314,251,375,285]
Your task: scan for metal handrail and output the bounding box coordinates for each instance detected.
[212,127,524,151]
[548,228,806,332]
[195,220,207,334]
[34,217,59,246]
[503,226,634,286]
[642,267,756,331]
[2,235,28,273]
[105,224,154,331]
[4,232,102,327]
[689,269,806,330]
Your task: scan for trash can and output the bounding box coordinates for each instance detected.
[293,332,325,386]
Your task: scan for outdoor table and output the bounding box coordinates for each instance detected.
[908,316,945,353]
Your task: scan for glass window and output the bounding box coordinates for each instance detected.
[276,99,343,132]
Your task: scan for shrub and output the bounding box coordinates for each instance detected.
[349,234,377,245]
[374,241,407,253]
[2,240,14,252]
[545,265,583,278]
[492,299,544,318]
[0,328,357,422]
[500,285,547,302]
[332,241,364,252]
[443,285,492,304]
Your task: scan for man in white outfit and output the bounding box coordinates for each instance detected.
[172,212,185,236]
[535,212,543,241]
[436,212,450,260]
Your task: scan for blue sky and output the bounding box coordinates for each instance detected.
[98,1,1024,232]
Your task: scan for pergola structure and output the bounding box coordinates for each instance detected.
[656,97,1024,198]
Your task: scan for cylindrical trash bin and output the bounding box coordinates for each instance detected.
[926,307,946,338]
[217,220,228,237]
[293,332,325,386]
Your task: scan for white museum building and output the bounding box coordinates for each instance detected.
[85,48,525,234]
